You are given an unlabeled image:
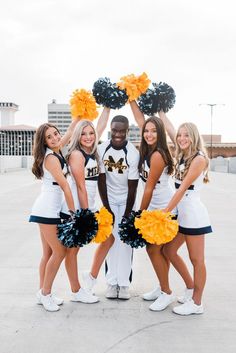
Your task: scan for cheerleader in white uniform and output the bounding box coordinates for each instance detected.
[97,115,139,300]
[61,108,115,300]
[29,121,77,312]
[131,102,178,311]
[159,111,212,315]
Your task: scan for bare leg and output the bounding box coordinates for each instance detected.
[91,234,115,278]
[163,232,194,289]
[65,247,81,292]
[40,224,67,295]
[39,229,52,289]
[146,244,171,294]
[185,235,206,305]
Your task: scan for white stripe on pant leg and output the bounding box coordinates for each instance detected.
[117,204,132,287]
[105,204,120,286]
[105,203,132,287]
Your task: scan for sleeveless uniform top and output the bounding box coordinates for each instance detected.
[29,148,68,224]
[174,151,212,235]
[61,149,99,214]
[140,157,177,215]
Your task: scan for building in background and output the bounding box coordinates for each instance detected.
[0,125,36,156]
[0,103,36,172]
[0,102,19,126]
[48,99,71,135]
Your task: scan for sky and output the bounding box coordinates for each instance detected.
[0,0,236,141]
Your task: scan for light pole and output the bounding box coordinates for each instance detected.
[199,103,225,159]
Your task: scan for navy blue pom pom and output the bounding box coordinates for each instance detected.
[92,77,128,109]
[119,210,147,249]
[57,209,98,248]
[138,82,176,115]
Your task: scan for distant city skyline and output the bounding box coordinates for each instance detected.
[1,0,235,142]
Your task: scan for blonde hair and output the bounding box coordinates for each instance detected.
[175,122,209,183]
[67,120,98,160]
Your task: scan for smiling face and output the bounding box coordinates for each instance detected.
[143,121,158,146]
[176,126,192,152]
[44,126,61,151]
[110,121,128,148]
[80,124,96,152]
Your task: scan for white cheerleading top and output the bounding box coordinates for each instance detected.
[61,150,99,213]
[30,148,68,223]
[97,140,139,205]
[174,151,212,235]
[141,157,177,214]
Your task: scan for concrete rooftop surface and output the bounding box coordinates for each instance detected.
[0,170,236,353]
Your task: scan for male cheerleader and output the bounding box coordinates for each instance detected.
[98,115,139,299]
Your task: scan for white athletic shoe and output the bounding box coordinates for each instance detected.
[177,288,194,304]
[142,287,161,301]
[40,293,60,312]
[82,271,97,292]
[36,289,64,306]
[71,288,99,303]
[173,299,204,315]
[106,285,118,299]
[118,286,131,300]
[149,292,175,311]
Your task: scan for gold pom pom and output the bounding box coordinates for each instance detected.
[70,89,99,120]
[117,72,150,101]
[134,210,178,245]
[93,207,113,243]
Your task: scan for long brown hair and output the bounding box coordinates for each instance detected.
[175,122,209,183]
[32,123,60,179]
[139,116,174,175]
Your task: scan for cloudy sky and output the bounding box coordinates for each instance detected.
[1,0,235,141]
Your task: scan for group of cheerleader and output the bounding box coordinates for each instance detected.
[29,100,212,315]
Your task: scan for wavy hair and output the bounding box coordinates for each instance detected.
[139,116,174,175]
[32,123,60,179]
[66,120,98,161]
[175,122,209,183]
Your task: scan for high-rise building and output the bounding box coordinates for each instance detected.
[48,99,72,135]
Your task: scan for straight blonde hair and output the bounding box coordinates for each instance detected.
[175,122,209,183]
[67,120,98,161]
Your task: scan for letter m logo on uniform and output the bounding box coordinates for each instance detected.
[107,156,125,174]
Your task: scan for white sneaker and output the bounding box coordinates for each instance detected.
[142,287,161,301]
[106,285,118,299]
[40,293,60,312]
[173,299,204,315]
[118,286,131,300]
[149,292,175,311]
[177,288,193,304]
[36,289,64,306]
[82,271,97,292]
[71,288,99,303]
